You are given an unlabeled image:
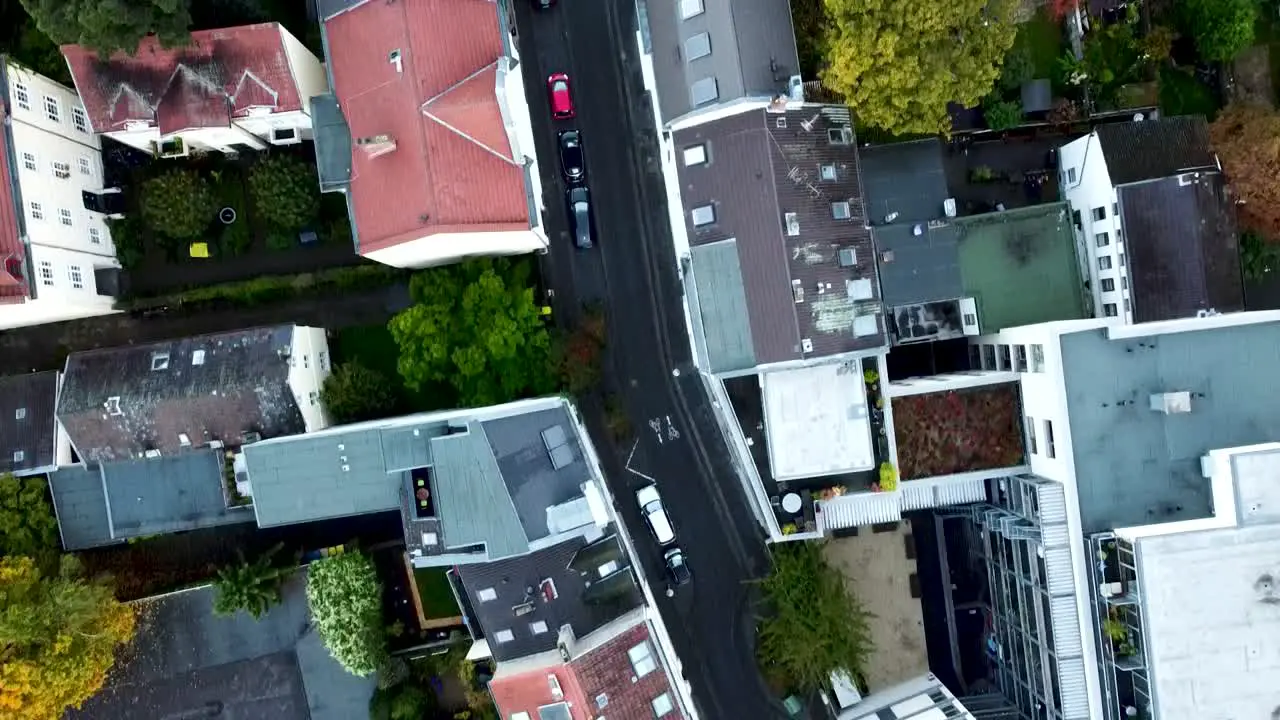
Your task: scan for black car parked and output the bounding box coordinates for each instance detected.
[567,186,593,249]
[558,130,585,184]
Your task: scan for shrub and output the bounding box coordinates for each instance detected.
[266,227,296,251]
[1177,0,1255,62]
[106,216,147,270]
[305,551,387,676]
[212,544,294,619]
[120,264,406,311]
[983,99,1024,131]
[248,155,320,231]
[321,361,399,424]
[140,169,217,239]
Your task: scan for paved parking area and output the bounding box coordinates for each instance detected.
[823,522,929,692]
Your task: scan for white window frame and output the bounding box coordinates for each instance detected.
[43,95,60,123]
[21,152,36,172]
[1091,206,1106,221]
[820,164,837,181]
[628,641,657,677]
[78,156,93,177]
[1066,167,1077,183]
[682,144,707,166]
[831,201,852,220]
[690,76,719,106]
[1099,255,1113,271]
[38,260,53,286]
[14,81,30,111]
[690,204,715,227]
[494,629,515,644]
[1027,416,1038,454]
[12,450,24,463]
[68,265,84,290]
[1103,302,1117,317]
[29,201,43,221]
[680,0,704,19]
[685,32,712,60]
[1095,232,1109,247]
[652,692,675,717]
[72,106,89,133]
[89,227,102,245]
[52,161,71,180]
[1044,419,1056,458]
[58,208,73,227]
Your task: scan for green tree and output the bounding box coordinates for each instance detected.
[248,155,320,232]
[18,0,191,56]
[1177,0,1255,62]
[212,543,293,619]
[368,682,436,720]
[1241,231,1280,282]
[0,474,60,571]
[105,215,147,270]
[305,551,387,677]
[819,0,1019,135]
[756,542,873,693]
[140,169,217,240]
[389,258,554,407]
[0,556,136,718]
[983,98,1023,130]
[321,361,399,424]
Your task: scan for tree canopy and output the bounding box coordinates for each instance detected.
[389,258,554,407]
[321,361,399,424]
[819,0,1018,136]
[19,0,191,56]
[212,544,294,619]
[1210,103,1280,240]
[1177,0,1255,63]
[0,473,60,572]
[305,552,387,677]
[140,169,217,240]
[248,155,320,232]
[0,556,136,719]
[756,542,873,693]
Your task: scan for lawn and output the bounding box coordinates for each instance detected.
[1017,9,1066,81]
[891,384,1026,480]
[1158,65,1221,119]
[413,568,462,622]
[330,324,454,413]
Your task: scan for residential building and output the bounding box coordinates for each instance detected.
[56,325,331,462]
[61,23,328,157]
[313,0,545,268]
[65,571,373,719]
[1058,116,1243,323]
[639,0,803,129]
[0,57,121,329]
[0,370,68,476]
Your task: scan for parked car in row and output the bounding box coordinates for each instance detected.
[567,186,594,249]
[548,72,575,120]
[558,130,585,183]
[636,484,674,545]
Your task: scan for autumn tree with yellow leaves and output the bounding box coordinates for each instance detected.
[0,556,136,719]
[819,0,1019,136]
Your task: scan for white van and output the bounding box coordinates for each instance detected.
[635,485,675,545]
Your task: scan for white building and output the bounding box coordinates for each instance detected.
[835,673,981,720]
[0,58,121,329]
[1058,116,1243,324]
[62,23,327,157]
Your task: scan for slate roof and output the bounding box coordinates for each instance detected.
[1119,173,1243,322]
[61,23,303,135]
[0,61,29,304]
[645,0,800,124]
[675,105,885,371]
[66,572,374,720]
[1095,116,1217,186]
[57,325,304,462]
[874,223,964,307]
[320,0,529,255]
[455,535,642,662]
[1061,318,1280,533]
[0,371,59,475]
[48,449,254,550]
[860,139,950,226]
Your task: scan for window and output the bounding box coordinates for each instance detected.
[68,265,83,290]
[1014,344,1028,371]
[827,127,853,145]
[1066,167,1077,183]
[477,587,497,602]
[494,629,514,644]
[963,312,977,326]
[78,156,92,176]
[1044,420,1056,458]
[89,227,101,245]
[58,208,72,226]
[652,693,675,717]
[690,204,715,226]
[29,202,43,221]
[628,642,657,678]
[1091,206,1106,221]
[511,714,532,720]
[783,211,799,236]
[14,81,30,110]
[271,127,297,142]
[679,0,704,18]
[320,351,329,371]
[43,95,60,123]
[1030,344,1045,372]
[12,450,23,464]
[831,201,851,220]
[52,161,71,180]
[1095,232,1109,247]
[682,144,707,166]
[529,620,548,634]
[1124,298,1131,312]
[72,106,88,133]
[21,152,36,171]
[1100,278,1115,292]
[685,32,711,60]
[1071,209,1081,228]
[192,349,206,365]
[1098,255,1113,270]
[1121,276,1128,290]
[15,407,27,420]
[1113,201,1119,215]
[151,352,170,371]
[1103,302,1117,317]
[820,164,837,181]
[1119,252,1125,267]
[38,260,53,286]
[1027,417,1038,454]
[776,116,786,128]
[690,76,718,106]
[308,391,318,406]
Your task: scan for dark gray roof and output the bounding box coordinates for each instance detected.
[1119,173,1243,322]
[873,223,964,307]
[47,464,115,551]
[1021,79,1052,114]
[432,423,525,559]
[67,573,375,720]
[311,94,352,194]
[675,106,884,368]
[645,0,800,124]
[689,240,758,373]
[316,0,366,20]
[0,371,59,475]
[1061,319,1280,534]
[484,409,593,543]
[860,139,950,225]
[455,535,642,662]
[1096,116,1217,185]
[58,325,305,463]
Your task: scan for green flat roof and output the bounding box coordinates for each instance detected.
[957,203,1087,331]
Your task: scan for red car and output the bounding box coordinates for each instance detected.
[547,73,575,120]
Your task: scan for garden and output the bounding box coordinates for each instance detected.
[891,384,1026,480]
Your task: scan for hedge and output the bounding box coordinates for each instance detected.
[119,264,408,312]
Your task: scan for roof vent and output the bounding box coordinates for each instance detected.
[178,433,191,447]
[1150,391,1192,414]
[192,349,206,366]
[144,449,161,459]
[356,134,397,159]
[801,338,814,353]
[784,212,800,236]
[389,49,403,74]
[104,396,123,416]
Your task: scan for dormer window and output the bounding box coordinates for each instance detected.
[105,396,123,416]
[151,352,170,371]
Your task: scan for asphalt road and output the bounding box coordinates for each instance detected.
[510,0,786,718]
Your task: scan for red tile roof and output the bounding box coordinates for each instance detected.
[0,105,29,304]
[324,0,530,254]
[62,23,301,134]
[489,624,685,720]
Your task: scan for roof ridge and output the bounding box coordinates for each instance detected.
[420,60,519,166]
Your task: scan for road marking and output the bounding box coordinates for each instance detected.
[648,417,664,444]
[625,438,657,482]
[665,415,680,441]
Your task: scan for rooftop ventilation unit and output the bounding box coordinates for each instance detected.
[784,212,800,236]
[801,338,814,353]
[1150,391,1192,414]
[541,425,573,470]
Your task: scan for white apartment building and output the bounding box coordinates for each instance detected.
[0,58,120,330]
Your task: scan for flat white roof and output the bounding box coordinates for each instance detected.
[761,361,875,482]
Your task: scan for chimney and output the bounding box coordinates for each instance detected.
[356,134,397,159]
[767,94,788,113]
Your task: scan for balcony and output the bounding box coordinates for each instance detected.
[1090,534,1153,720]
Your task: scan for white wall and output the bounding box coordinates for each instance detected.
[286,325,333,432]
[498,59,544,238]
[364,229,546,269]
[278,25,328,114]
[1059,133,1132,323]
[234,110,312,147]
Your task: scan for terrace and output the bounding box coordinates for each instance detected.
[944,133,1067,215]
[891,383,1026,481]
